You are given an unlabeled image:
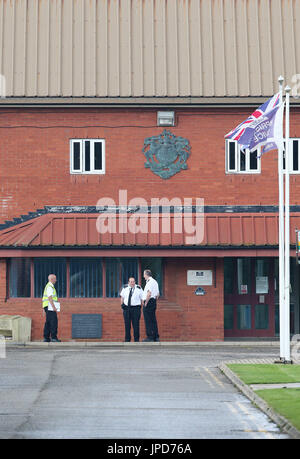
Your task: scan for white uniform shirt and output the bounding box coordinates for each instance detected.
[120,285,143,306]
[142,277,160,301]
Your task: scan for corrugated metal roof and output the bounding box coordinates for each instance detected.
[0,0,299,102]
[0,212,298,247]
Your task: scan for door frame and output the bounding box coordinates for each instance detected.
[224,257,275,338]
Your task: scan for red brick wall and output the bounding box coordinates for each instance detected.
[164,258,224,341]
[0,105,294,341]
[1,107,300,224]
[0,257,224,342]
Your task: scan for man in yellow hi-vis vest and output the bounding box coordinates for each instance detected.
[42,274,61,342]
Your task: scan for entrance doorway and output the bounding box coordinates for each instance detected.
[224,258,275,338]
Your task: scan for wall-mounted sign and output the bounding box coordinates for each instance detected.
[195,287,206,296]
[240,284,248,294]
[256,276,268,294]
[187,270,213,286]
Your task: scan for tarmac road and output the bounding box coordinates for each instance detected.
[0,343,290,439]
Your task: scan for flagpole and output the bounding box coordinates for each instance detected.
[278,76,285,360]
[225,91,287,358]
[284,85,291,362]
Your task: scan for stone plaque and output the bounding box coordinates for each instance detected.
[72,314,102,339]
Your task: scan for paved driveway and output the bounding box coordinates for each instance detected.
[0,344,289,439]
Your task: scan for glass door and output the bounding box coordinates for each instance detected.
[224,258,275,337]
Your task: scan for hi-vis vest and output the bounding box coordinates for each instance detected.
[42,282,58,308]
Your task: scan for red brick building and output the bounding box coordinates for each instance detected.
[0,0,300,341]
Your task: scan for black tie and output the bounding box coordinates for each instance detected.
[128,288,133,306]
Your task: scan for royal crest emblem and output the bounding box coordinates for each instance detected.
[142,129,191,179]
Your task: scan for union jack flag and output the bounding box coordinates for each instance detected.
[225,93,280,146]
[225,93,284,155]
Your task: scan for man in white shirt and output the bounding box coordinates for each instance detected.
[142,269,160,342]
[120,277,143,342]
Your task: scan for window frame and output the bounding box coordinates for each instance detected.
[70,139,105,175]
[105,257,139,298]
[225,139,261,174]
[70,257,103,298]
[284,138,300,174]
[7,257,164,299]
[34,257,67,298]
[9,258,31,298]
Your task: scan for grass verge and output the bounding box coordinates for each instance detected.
[226,363,300,435]
[227,363,300,384]
[256,389,300,432]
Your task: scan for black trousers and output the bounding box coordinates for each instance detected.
[143,298,159,340]
[43,307,58,340]
[122,305,141,342]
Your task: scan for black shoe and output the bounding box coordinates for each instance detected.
[154,338,160,342]
[43,339,50,342]
[142,338,155,342]
[51,338,61,342]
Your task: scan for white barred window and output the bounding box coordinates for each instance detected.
[225,140,261,174]
[70,139,105,174]
[283,139,300,173]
